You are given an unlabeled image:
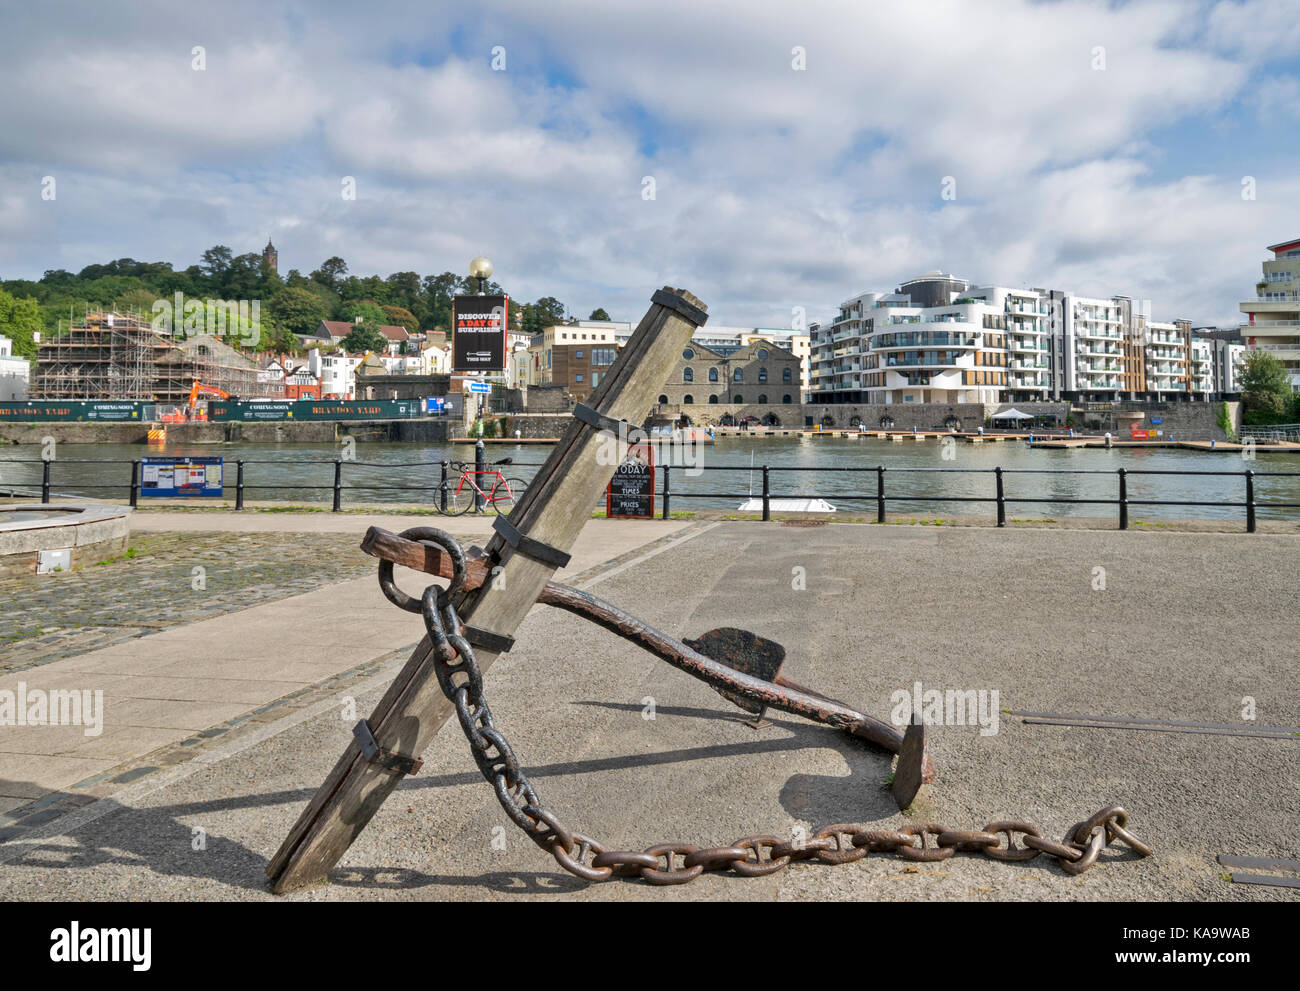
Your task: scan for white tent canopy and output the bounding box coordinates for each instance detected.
[990,408,1035,421]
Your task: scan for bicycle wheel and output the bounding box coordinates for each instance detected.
[490,478,526,515]
[440,479,475,515]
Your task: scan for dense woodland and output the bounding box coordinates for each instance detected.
[0,246,610,363]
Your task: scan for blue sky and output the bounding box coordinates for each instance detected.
[1,0,1297,328]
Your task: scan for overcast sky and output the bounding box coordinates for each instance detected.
[1,0,1296,328]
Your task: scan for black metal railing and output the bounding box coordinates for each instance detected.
[3,457,1299,532]
[656,463,1300,533]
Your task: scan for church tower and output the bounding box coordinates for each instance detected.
[262,238,278,274]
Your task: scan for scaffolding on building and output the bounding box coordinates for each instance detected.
[32,307,284,403]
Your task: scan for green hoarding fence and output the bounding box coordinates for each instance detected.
[0,401,147,421]
[208,400,424,421]
[0,399,426,422]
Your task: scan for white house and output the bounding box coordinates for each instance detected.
[0,334,30,400]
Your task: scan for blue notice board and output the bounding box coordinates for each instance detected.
[141,457,224,497]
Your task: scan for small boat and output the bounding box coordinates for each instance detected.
[737,497,836,513]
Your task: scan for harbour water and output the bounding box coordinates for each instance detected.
[3,435,1298,522]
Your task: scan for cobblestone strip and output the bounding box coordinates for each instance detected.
[0,532,385,674]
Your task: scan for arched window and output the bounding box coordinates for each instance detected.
[782,394,792,404]
[709,394,719,404]
[757,348,769,359]
[683,394,694,404]
[683,367,693,382]
[708,367,718,382]
[734,394,744,404]
[658,395,668,405]
[733,368,743,382]
[757,394,767,404]
[758,367,768,383]
[783,367,792,383]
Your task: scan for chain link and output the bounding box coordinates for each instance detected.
[391,528,1154,886]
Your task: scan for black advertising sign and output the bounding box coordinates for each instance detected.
[452,294,509,371]
[606,444,655,519]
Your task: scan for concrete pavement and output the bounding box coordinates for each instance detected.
[0,520,1296,900]
[0,514,697,814]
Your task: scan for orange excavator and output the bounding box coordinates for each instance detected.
[183,381,229,422]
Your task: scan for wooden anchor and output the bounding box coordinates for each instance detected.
[266,286,928,893]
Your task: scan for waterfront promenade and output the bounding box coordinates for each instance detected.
[0,512,1296,900]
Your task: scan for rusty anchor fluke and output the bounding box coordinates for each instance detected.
[361,525,933,808]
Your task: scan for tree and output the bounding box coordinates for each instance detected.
[311,256,348,293]
[533,296,566,327]
[589,308,611,321]
[201,245,234,286]
[0,288,42,361]
[1238,351,1295,424]
[1239,350,1292,397]
[342,322,389,354]
[268,286,330,338]
[381,305,418,333]
[339,300,386,325]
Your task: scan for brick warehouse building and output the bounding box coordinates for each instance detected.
[658,340,803,407]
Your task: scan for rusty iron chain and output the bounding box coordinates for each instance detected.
[392,527,1154,886]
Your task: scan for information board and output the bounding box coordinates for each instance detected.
[606,444,655,519]
[452,295,509,371]
[141,457,223,497]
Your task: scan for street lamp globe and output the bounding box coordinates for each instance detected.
[469,256,493,285]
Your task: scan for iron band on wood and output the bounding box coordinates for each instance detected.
[651,288,709,327]
[352,719,423,776]
[491,515,572,569]
[463,625,516,654]
[572,402,630,436]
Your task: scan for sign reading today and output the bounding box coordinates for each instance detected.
[606,444,655,519]
[452,294,509,372]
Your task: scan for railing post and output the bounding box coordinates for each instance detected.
[994,466,1006,527]
[41,458,51,504]
[876,466,885,523]
[129,460,140,509]
[474,439,486,513]
[662,465,670,519]
[235,459,245,511]
[761,465,770,521]
[1245,470,1256,533]
[1118,468,1128,530]
[439,460,449,514]
[332,459,343,512]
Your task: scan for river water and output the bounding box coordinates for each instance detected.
[2,436,1298,522]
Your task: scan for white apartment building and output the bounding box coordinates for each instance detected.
[812,272,1229,406]
[1144,321,1188,398]
[1241,237,1300,390]
[0,334,31,400]
[812,274,1014,404]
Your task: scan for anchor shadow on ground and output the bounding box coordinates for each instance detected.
[0,696,911,895]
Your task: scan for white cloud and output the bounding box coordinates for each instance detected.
[0,0,1290,330]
